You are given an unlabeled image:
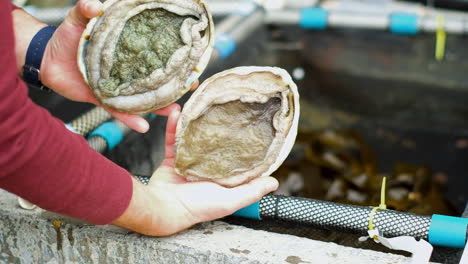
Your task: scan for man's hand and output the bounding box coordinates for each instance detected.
[13,0,200,133]
[113,105,279,236]
[39,0,155,132]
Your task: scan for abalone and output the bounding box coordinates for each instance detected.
[174,66,300,187]
[77,0,213,113]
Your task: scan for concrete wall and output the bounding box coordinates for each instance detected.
[0,190,422,263]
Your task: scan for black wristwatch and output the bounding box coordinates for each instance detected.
[22,25,57,92]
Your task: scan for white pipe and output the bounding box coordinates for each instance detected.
[420,16,467,34]
[265,9,468,34]
[210,10,265,62]
[207,0,257,16]
[265,10,300,25]
[211,14,246,61]
[285,0,319,9]
[321,0,425,16]
[216,14,245,35]
[230,10,265,41]
[328,12,389,29]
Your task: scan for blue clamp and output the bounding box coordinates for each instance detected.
[214,33,237,59]
[232,201,261,220]
[88,121,124,151]
[390,13,419,35]
[429,214,468,248]
[299,7,328,30]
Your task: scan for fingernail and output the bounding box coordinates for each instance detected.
[266,178,279,190]
[172,107,181,118]
[92,2,103,13]
[137,119,149,133]
[85,0,103,16]
[173,103,182,112]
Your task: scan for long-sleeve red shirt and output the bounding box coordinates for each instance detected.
[0,0,133,225]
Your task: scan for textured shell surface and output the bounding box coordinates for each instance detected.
[77,0,214,113]
[174,66,300,187]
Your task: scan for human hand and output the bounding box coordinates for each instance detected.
[113,104,279,236]
[40,0,199,133]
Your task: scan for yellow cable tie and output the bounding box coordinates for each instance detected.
[368,177,387,232]
[379,176,387,210]
[435,15,446,61]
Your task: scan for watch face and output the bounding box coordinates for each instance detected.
[78,0,214,113]
[175,67,300,187]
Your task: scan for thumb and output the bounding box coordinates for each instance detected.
[65,0,103,27]
[150,165,187,184]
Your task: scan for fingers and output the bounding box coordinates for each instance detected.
[91,98,180,134]
[164,106,181,160]
[65,0,103,27]
[73,92,150,133]
[105,108,149,133]
[223,177,279,212]
[179,176,279,223]
[190,80,199,91]
[148,104,183,183]
[80,0,104,19]
[152,103,181,116]
[150,165,186,184]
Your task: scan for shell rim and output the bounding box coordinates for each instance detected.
[175,66,300,186]
[76,0,215,113]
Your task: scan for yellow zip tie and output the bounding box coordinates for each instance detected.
[379,176,387,210]
[368,177,387,235]
[435,15,446,61]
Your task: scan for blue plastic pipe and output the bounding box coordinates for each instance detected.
[214,33,237,59]
[87,114,157,151]
[299,7,328,30]
[233,197,468,248]
[232,201,261,220]
[389,13,419,35]
[429,214,468,248]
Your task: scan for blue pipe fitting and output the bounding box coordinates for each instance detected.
[299,7,328,30]
[390,13,419,35]
[214,33,237,59]
[232,201,261,220]
[88,121,124,151]
[429,214,468,248]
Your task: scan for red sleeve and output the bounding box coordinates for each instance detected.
[0,0,133,225]
[10,2,18,9]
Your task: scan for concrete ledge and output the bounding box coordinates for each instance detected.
[1,190,421,263]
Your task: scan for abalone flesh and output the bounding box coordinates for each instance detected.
[175,66,300,187]
[77,0,213,113]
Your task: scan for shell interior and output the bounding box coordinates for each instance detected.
[175,67,300,186]
[100,8,194,96]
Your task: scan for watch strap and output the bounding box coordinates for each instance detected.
[23,25,57,91]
